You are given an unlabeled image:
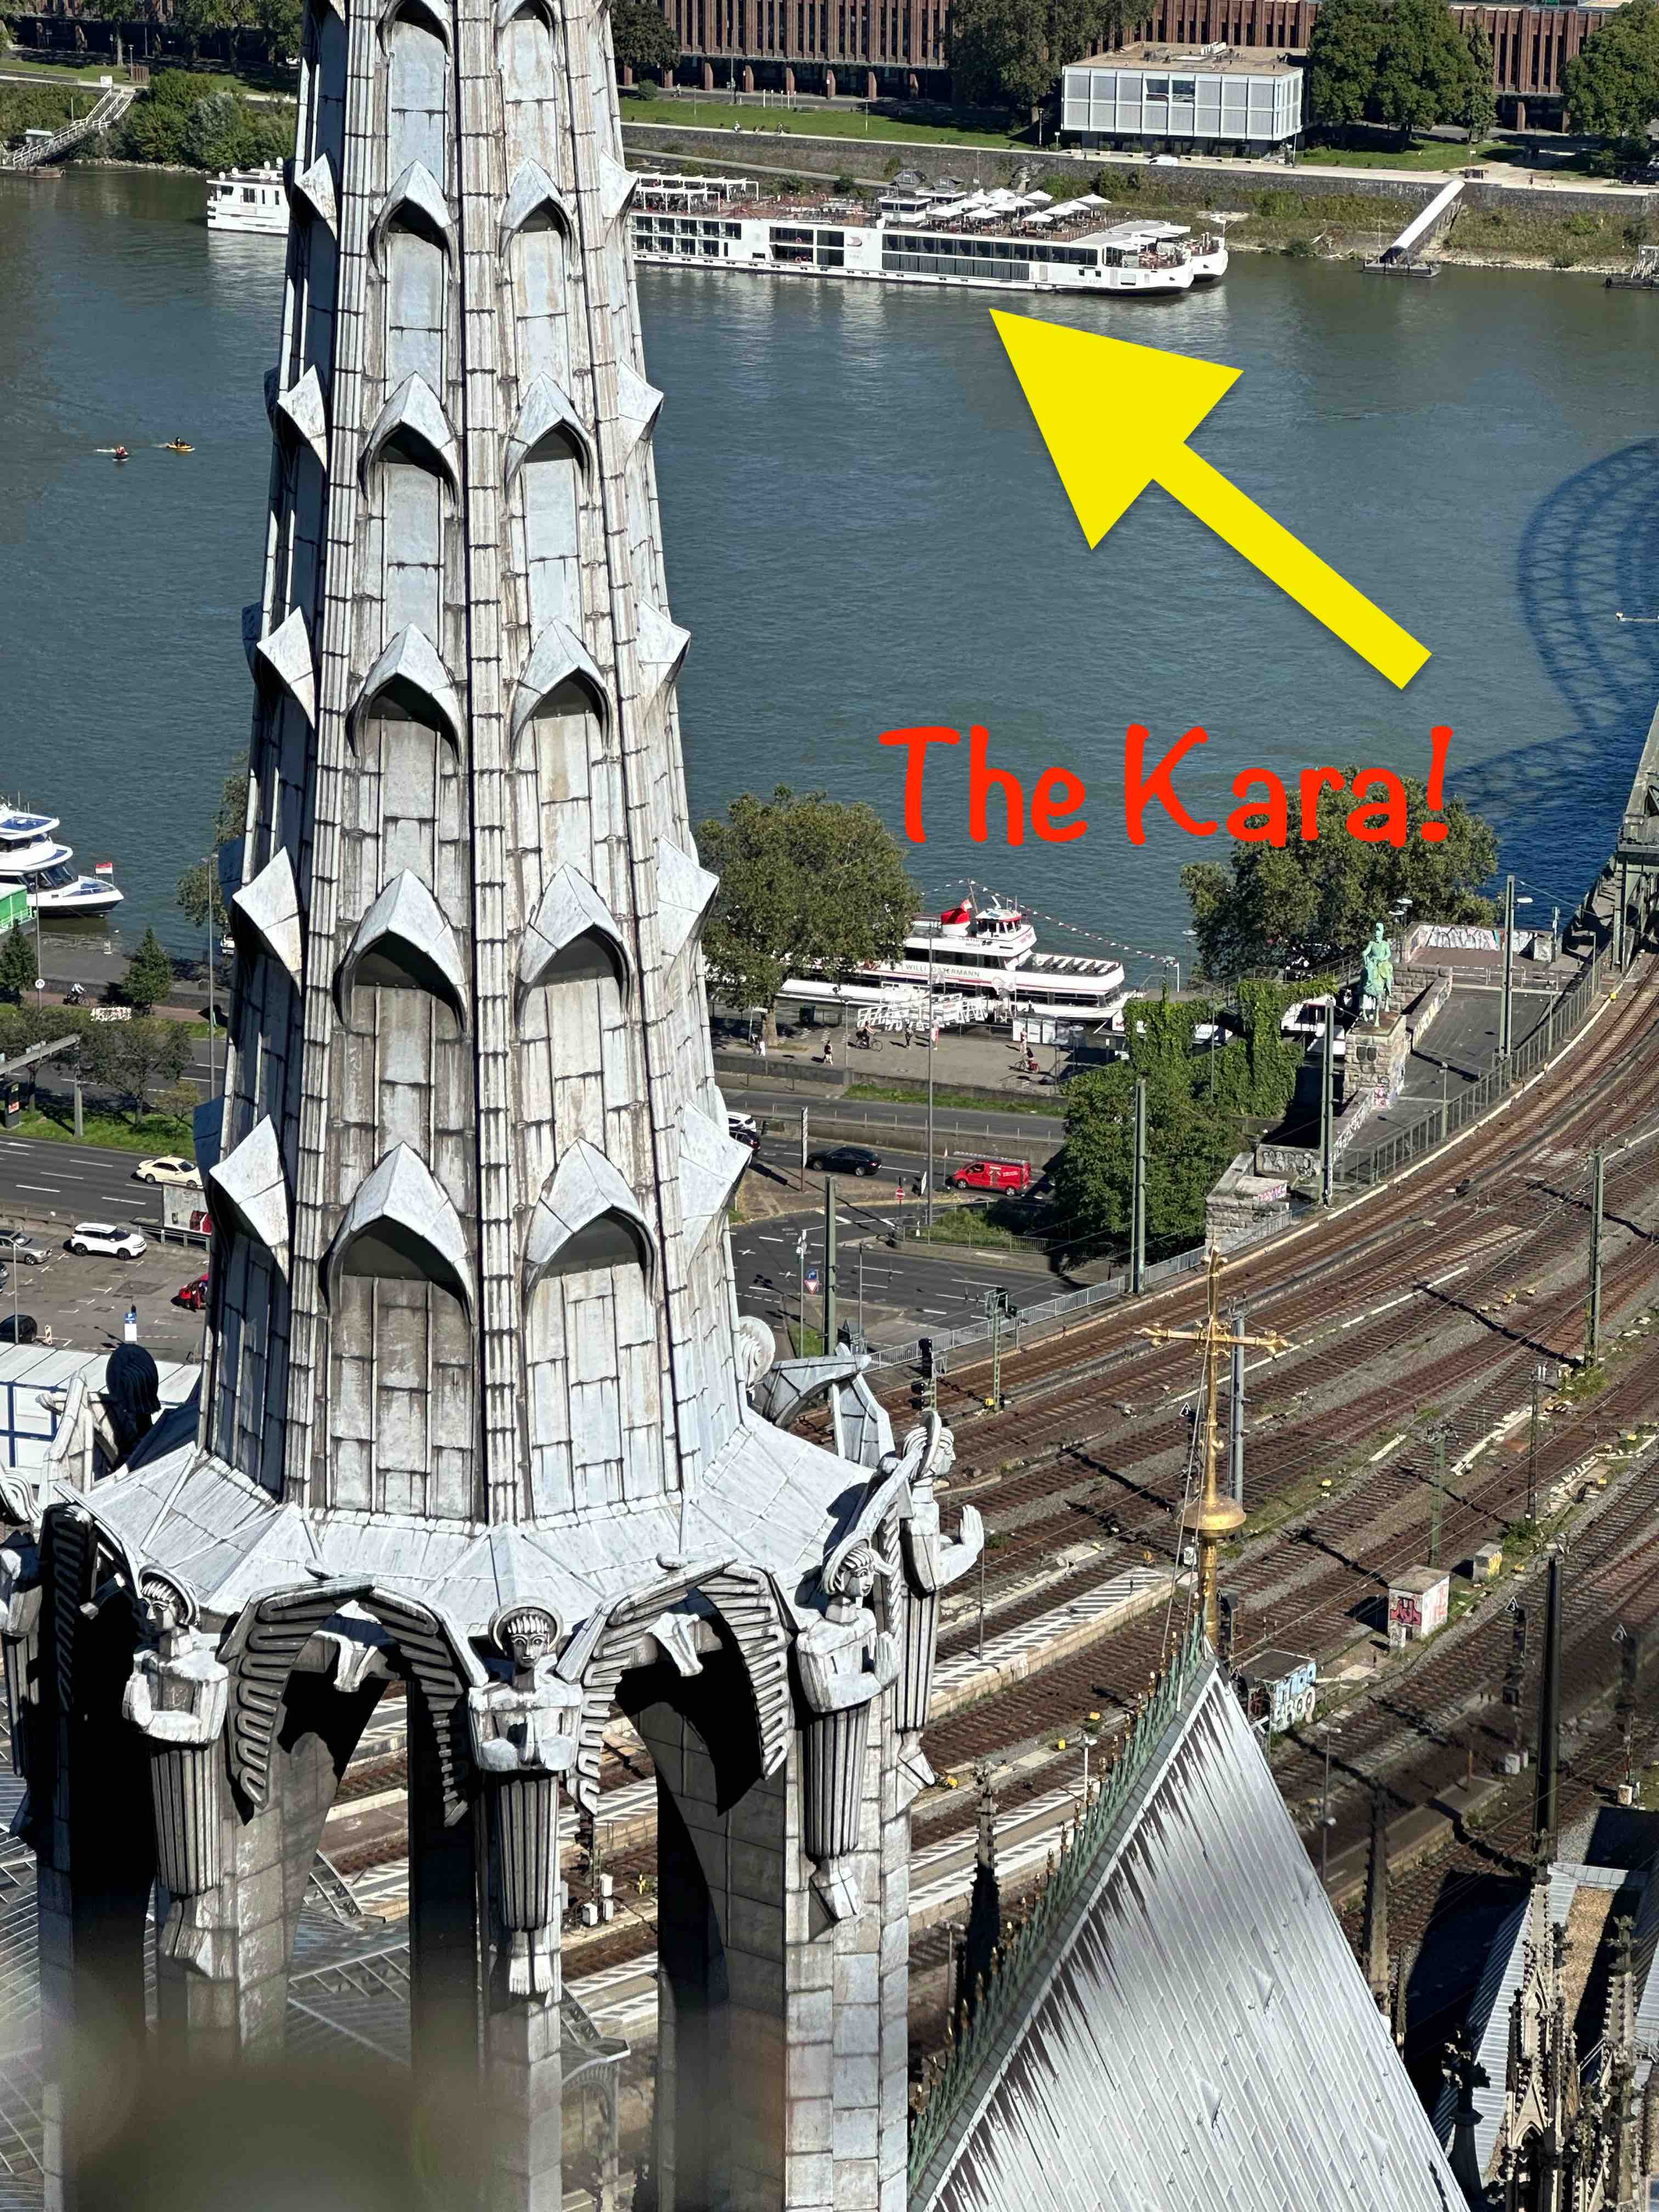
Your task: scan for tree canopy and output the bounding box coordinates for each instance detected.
[1306,0,1486,135]
[1050,981,1313,1251]
[948,0,1125,112]
[0,923,35,1007]
[115,71,291,171]
[1305,0,1387,128]
[1563,0,1659,142]
[177,769,249,935]
[612,0,679,79]
[696,787,919,1031]
[125,928,176,1017]
[1180,770,1497,982]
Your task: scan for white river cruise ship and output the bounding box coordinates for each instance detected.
[782,892,1128,1029]
[630,174,1227,297]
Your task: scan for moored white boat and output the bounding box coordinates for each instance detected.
[206,167,287,236]
[782,891,1127,1029]
[0,807,123,916]
[631,177,1205,298]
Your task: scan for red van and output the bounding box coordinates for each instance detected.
[944,1159,1033,1195]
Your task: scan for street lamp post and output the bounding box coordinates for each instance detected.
[204,852,218,1100]
[1081,1711,1100,1801]
[1318,1718,1341,1885]
[925,932,935,1238]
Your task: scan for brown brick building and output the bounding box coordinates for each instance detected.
[654,0,1616,126]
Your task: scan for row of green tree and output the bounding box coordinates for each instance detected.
[1306,0,1494,139]
[946,0,1124,116]
[0,986,196,1128]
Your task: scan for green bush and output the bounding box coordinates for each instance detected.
[1283,233,1317,257]
[1564,210,1602,236]
[0,83,78,141]
[111,69,294,170]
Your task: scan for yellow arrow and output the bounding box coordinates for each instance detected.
[990,309,1430,691]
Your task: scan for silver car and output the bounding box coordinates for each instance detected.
[0,1229,47,1266]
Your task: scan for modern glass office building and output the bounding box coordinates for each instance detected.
[1062,42,1304,151]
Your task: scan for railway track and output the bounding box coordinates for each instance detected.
[331,956,1659,2016]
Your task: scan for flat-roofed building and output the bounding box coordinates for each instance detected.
[1062,41,1304,152]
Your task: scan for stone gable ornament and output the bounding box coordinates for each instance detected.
[467,1602,583,1999]
[121,1570,229,1973]
[892,1417,984,1800]
[794,1539,898,1922]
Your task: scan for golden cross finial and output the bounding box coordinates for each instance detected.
[1136,1250,1291,1652]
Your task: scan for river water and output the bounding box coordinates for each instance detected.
[3,164,1657,982]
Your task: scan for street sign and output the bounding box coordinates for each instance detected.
[804,1266,820,1295]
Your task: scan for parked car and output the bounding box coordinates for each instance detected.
[0,1315,39,1345]
[176,1273,210,1312]
[0,1229,48,1265]
[943,1158,1034,1195]
[66,1221,147,1259]
[134,1154,202,1189]
[805,1144,882,1178]
[727,1112,762,1152]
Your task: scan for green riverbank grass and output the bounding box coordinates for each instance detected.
[620,91,1026,149]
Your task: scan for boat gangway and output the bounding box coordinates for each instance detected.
[1363,174,1467,275]
[0,83,136,172]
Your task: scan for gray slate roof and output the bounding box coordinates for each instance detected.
[912,1651,1463,2212]
[83,1403,871,1633]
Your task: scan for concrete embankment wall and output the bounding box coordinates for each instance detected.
[620,120,1655,232]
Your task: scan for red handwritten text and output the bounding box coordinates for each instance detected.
[880,722,1454,850]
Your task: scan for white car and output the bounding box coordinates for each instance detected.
[727,1112,761,1151]
[67,1221,148,1259]
[134,1154,202,1189]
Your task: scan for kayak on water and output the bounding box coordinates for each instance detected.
[159,440,194,453]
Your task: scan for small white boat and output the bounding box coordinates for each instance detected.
[206,167,287,236]
[0,808,123,916]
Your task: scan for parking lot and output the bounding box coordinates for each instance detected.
[0,1235,208,1364]
[0,1136,208,1363]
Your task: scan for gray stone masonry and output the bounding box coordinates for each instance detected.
[14,0,982,2192]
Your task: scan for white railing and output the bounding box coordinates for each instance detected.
[2,83,135,171]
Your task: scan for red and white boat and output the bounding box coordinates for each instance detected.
[781,889,1127,1029]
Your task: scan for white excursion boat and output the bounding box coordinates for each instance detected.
[631,176,1207,297]
[206,167,287,236]
[781,891,1128,1029]
[0,808,123,916]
